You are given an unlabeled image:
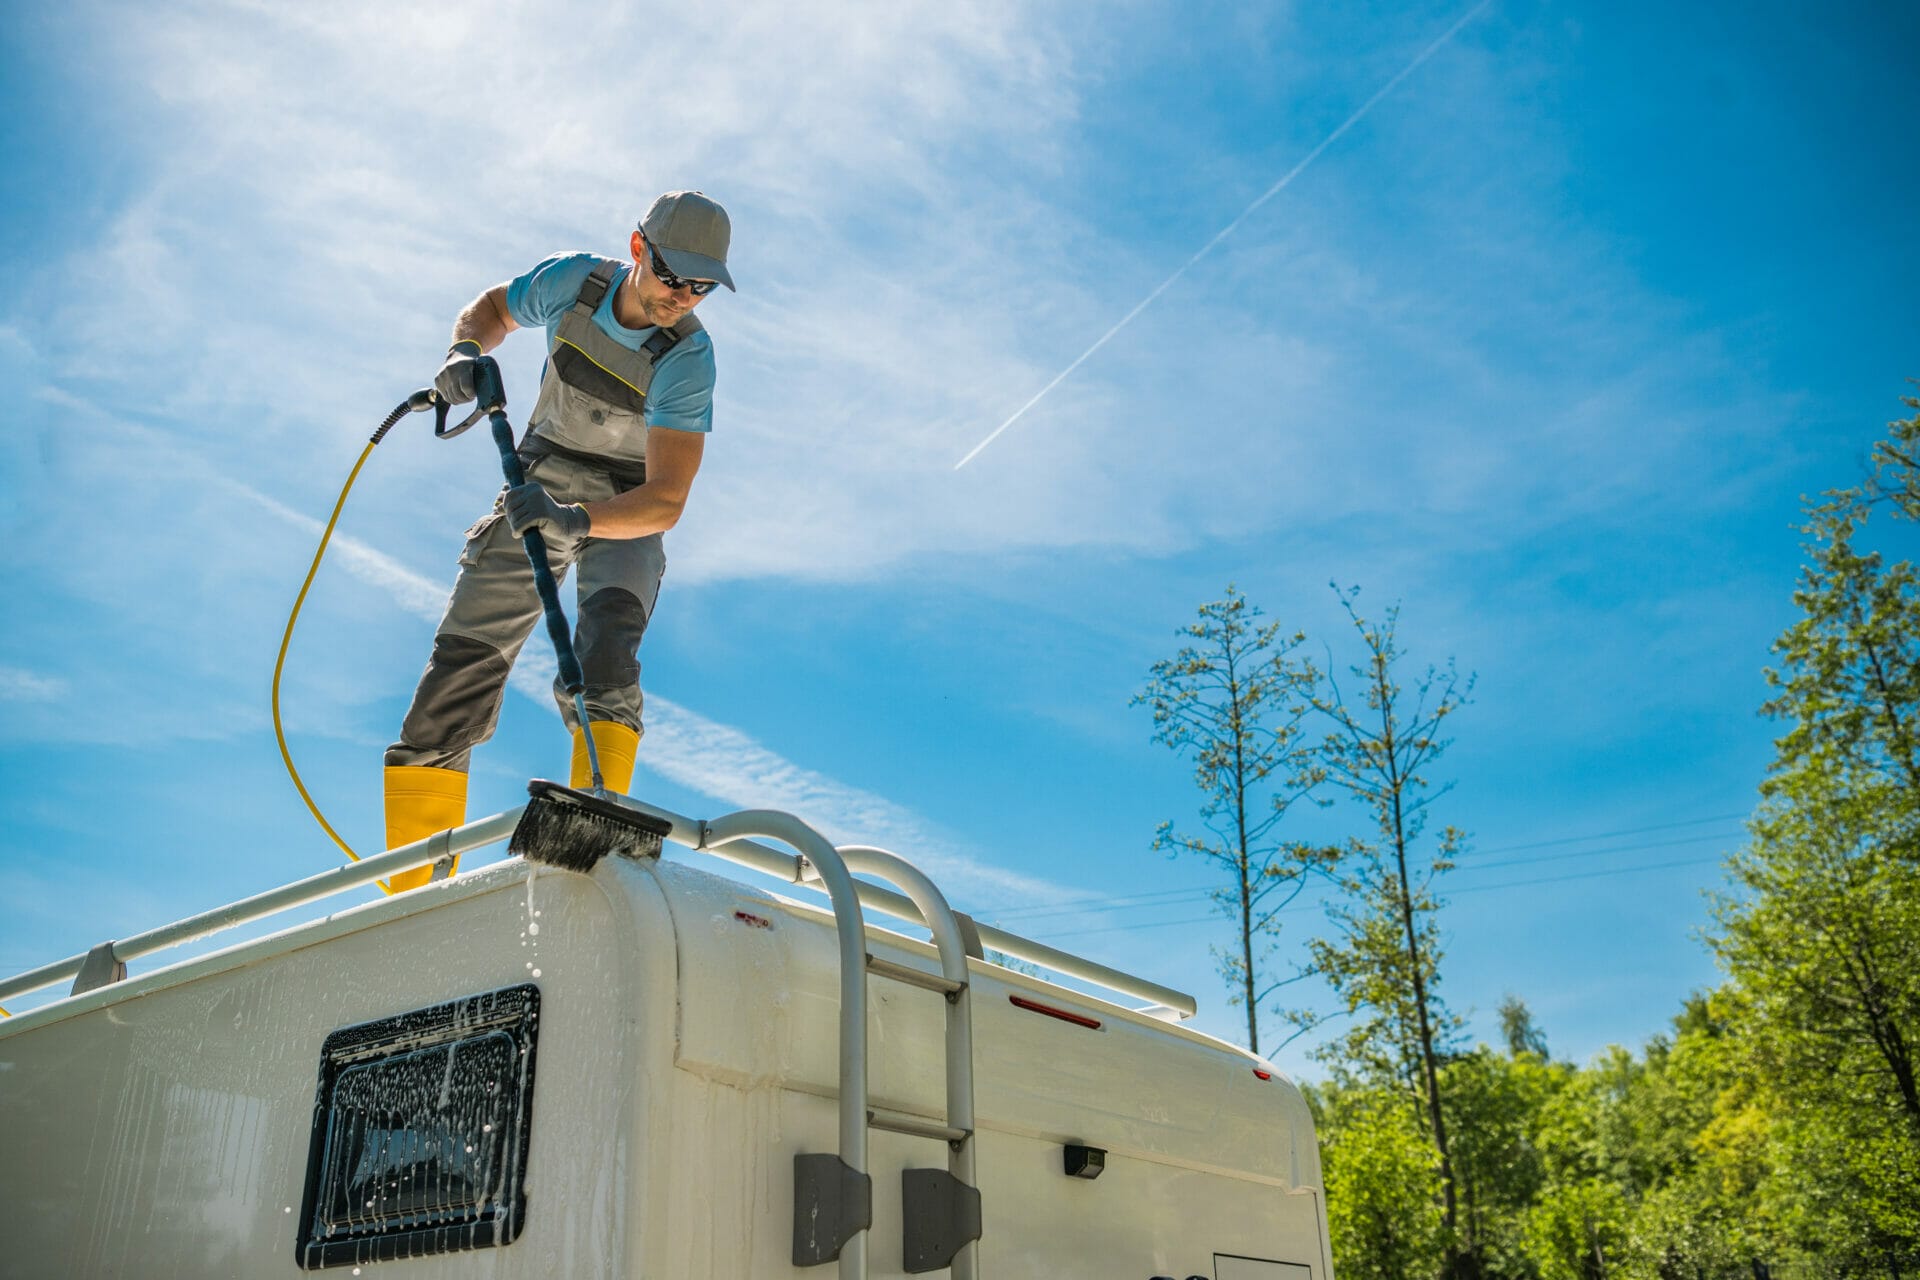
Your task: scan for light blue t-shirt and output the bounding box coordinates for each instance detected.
[505,251,716,434]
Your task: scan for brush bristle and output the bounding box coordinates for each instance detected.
[509,781,671,870]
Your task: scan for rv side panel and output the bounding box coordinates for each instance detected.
[0,863,676,1280]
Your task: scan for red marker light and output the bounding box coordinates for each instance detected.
[1009,995,1103,1030]
[1253,1068,1273,1081]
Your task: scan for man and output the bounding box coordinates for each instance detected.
[383,190,733,891]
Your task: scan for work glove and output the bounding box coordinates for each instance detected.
[434,339,483,406]
[504,483,591,540]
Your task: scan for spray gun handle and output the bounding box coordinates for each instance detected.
[436,355,507,439]
[433,394,489,440]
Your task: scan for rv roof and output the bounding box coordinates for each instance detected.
[0,794,1197,1026]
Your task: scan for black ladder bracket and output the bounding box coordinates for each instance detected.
[71,941,126,996]
[793,1153,872,1267]
[901,1168,982,1274]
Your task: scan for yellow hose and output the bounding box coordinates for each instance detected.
[272,437,394,893]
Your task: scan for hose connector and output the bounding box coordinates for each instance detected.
[369,388,441,444]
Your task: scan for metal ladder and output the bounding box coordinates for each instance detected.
[702,812,982,1279]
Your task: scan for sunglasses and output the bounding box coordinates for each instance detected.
[645,241,720,296]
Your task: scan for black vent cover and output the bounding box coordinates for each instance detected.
[296,984,541,1269]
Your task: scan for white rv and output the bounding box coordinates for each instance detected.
[0,795,1333,1279]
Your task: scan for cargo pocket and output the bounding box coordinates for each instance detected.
[459,511,506,568]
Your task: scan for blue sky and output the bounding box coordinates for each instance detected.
[3,0,1916,1080]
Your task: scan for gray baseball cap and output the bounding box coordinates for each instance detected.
[640,190,735,292]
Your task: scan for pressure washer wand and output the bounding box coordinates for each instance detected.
[470,358,609,793]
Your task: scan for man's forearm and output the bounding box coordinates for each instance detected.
[577,483,690,540]
[451,285,516,353]
[574,425,704,540]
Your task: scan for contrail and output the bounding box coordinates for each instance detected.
[954,0,1492,470]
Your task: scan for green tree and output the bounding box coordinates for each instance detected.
[1135,585,1325,1054]
[1762,398,1920,802]
[1862,390,1920,519]
[1618,995,1779,1280]
[1709,393,1920,1266]
[1314,1081,1451,1280]
[1296,587,1472,1261]
[1714,767,1920,1263]
[1444,1042,1564,1276]
[1526,1180,1628,1280]
[1761,1092,1920,1274]
[1525,997,1774,1280]
[1722,766,1920,1131]
[1501,994,1551,1060]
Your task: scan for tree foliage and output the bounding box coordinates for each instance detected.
[1500,994,1551,1061]
[1313,1081,1450,1280]
[1444,1044,1561,1275]
[1526,1179,1629,1280]
[1762,435,1920,803]
[1707,392,1920,1268]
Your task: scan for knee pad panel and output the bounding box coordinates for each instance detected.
[575,587,648,687]
[398,633,515,752]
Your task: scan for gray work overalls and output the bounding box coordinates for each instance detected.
[386,258,704,773]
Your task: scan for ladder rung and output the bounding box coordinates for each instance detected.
[867,953,965,996]
[868,1107,969,1145]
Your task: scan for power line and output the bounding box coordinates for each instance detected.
[1471,829,1741,873]
[1450,854,1724,896]
[1471,813,1746,857]
[1030,854,1727,941]
[976,818,1747,923]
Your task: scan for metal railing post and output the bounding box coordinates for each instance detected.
[703,811,871,1280]
[838,845,980,1280]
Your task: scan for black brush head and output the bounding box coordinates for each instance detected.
[509,780,673,872]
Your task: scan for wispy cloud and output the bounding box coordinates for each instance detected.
[8,0,1805,775]
[24,0,1754,599]
[227,480,456,623]
[639,703,1076,903]
[0,666,69,703]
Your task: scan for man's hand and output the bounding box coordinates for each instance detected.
[504,483,591,539]
[434,339,483,406]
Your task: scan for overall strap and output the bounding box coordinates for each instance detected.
[570,259,623,318]
[642,321,690,360]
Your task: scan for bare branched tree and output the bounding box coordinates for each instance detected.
[1135,585,1327,1054]
[1303,585,1474,1264]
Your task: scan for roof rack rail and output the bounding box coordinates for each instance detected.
[0,795,1198,1024]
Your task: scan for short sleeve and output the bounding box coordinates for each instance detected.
[504,253,598,330]
[643,332,716,433]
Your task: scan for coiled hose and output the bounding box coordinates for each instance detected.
[272,391,437,889]
[0,393,438,1013]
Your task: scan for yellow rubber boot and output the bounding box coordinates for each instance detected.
[570,721,640,794]
[383,765,469,893]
